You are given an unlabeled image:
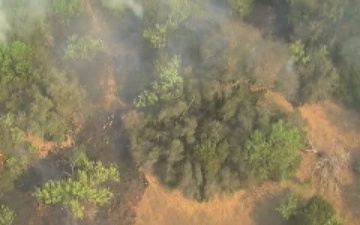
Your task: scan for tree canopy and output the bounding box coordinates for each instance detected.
[244,120,303,180]
[33,151,120,219]
[142,0,193,48]
[0,41,86,142]
[0,205,15,225]
[64,34,107,61]
[0,0,359,223]
[124,21,305,200]
[291,195,343,225]
[51,0,84,17]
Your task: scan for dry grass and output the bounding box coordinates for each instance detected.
[265,90,294,112]
[26,134,74,158]
[299,101,360,224]
[311,149,352,194]
[135,175,292,225]
[299,100,360,151]
[99,65,127,111]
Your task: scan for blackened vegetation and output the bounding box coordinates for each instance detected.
[123,15,305,200]
[74,112,148,225]
[0,0,359,224]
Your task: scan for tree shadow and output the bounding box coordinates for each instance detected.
[245,0,293,41]
[322,101,360,142]
[14,152,68,193]
[341,150,360,220]
[250,188,289,225]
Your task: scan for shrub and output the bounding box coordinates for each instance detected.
[244,120,304,180]
[277,193,298,220]
[64,35,107,61]
[0,205,15,225]
[228,0,253,18]
[292,195,343,225]
[32,152,120,219]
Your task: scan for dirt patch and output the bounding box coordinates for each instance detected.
[265,90,294,112]
[26,134,74,158]
[99,64,127,111]
[75,111,147,225]
[85,0,101,35]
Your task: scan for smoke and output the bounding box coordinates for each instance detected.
[0,1,9,43]
[102,0,143,19]
[0,0,50,42]
[127,0,143,19]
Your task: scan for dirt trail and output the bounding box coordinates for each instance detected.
[99,64,127,110]
[134,99,360,225]
[84,0,127,111]
[85,0,101,35]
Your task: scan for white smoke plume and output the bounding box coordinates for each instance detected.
[0,0,9,42]
[127,0,143,19]
[102,0,143,19]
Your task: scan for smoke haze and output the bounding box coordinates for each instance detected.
[101,0,143,19]
[0,1,9,42]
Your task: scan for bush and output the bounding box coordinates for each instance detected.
[52,0,84,17]
[277,193,298,220]
[0,41,87,142]
[296,46,339,103]
[32,152,120,219]
[0,205,15,225]
[288,0,346,44]
[134,55,183,108]
[64,35,107,61]
[127,20,305,201]
[289,40,311,65]
[244,120,304,180]
[292,195,343,225]
[228,0,253,18]
[142,0,192,48]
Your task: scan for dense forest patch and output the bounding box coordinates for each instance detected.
[123,16,306,200]
[0,0,360,224]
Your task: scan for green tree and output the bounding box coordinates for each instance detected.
[228,0,253,18]
[134,55,183,108]
[64,34,107,61]
[292,195,342,225]
[33,152,120,219]
[288,0,346,45]
[52,0,84,17]
[0,112,30,192]
[0,113,25,152]
[296,46,339,103]
[0,41,87,142]
[194,139,230,179]
[142,0,192,48]
[0,205,15,225]
[244,120,304,180]
[335,36,360,109]
[277,192,299,220]
[126,19,305,201]
[143,23,171,49]
[289,40,311,65]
